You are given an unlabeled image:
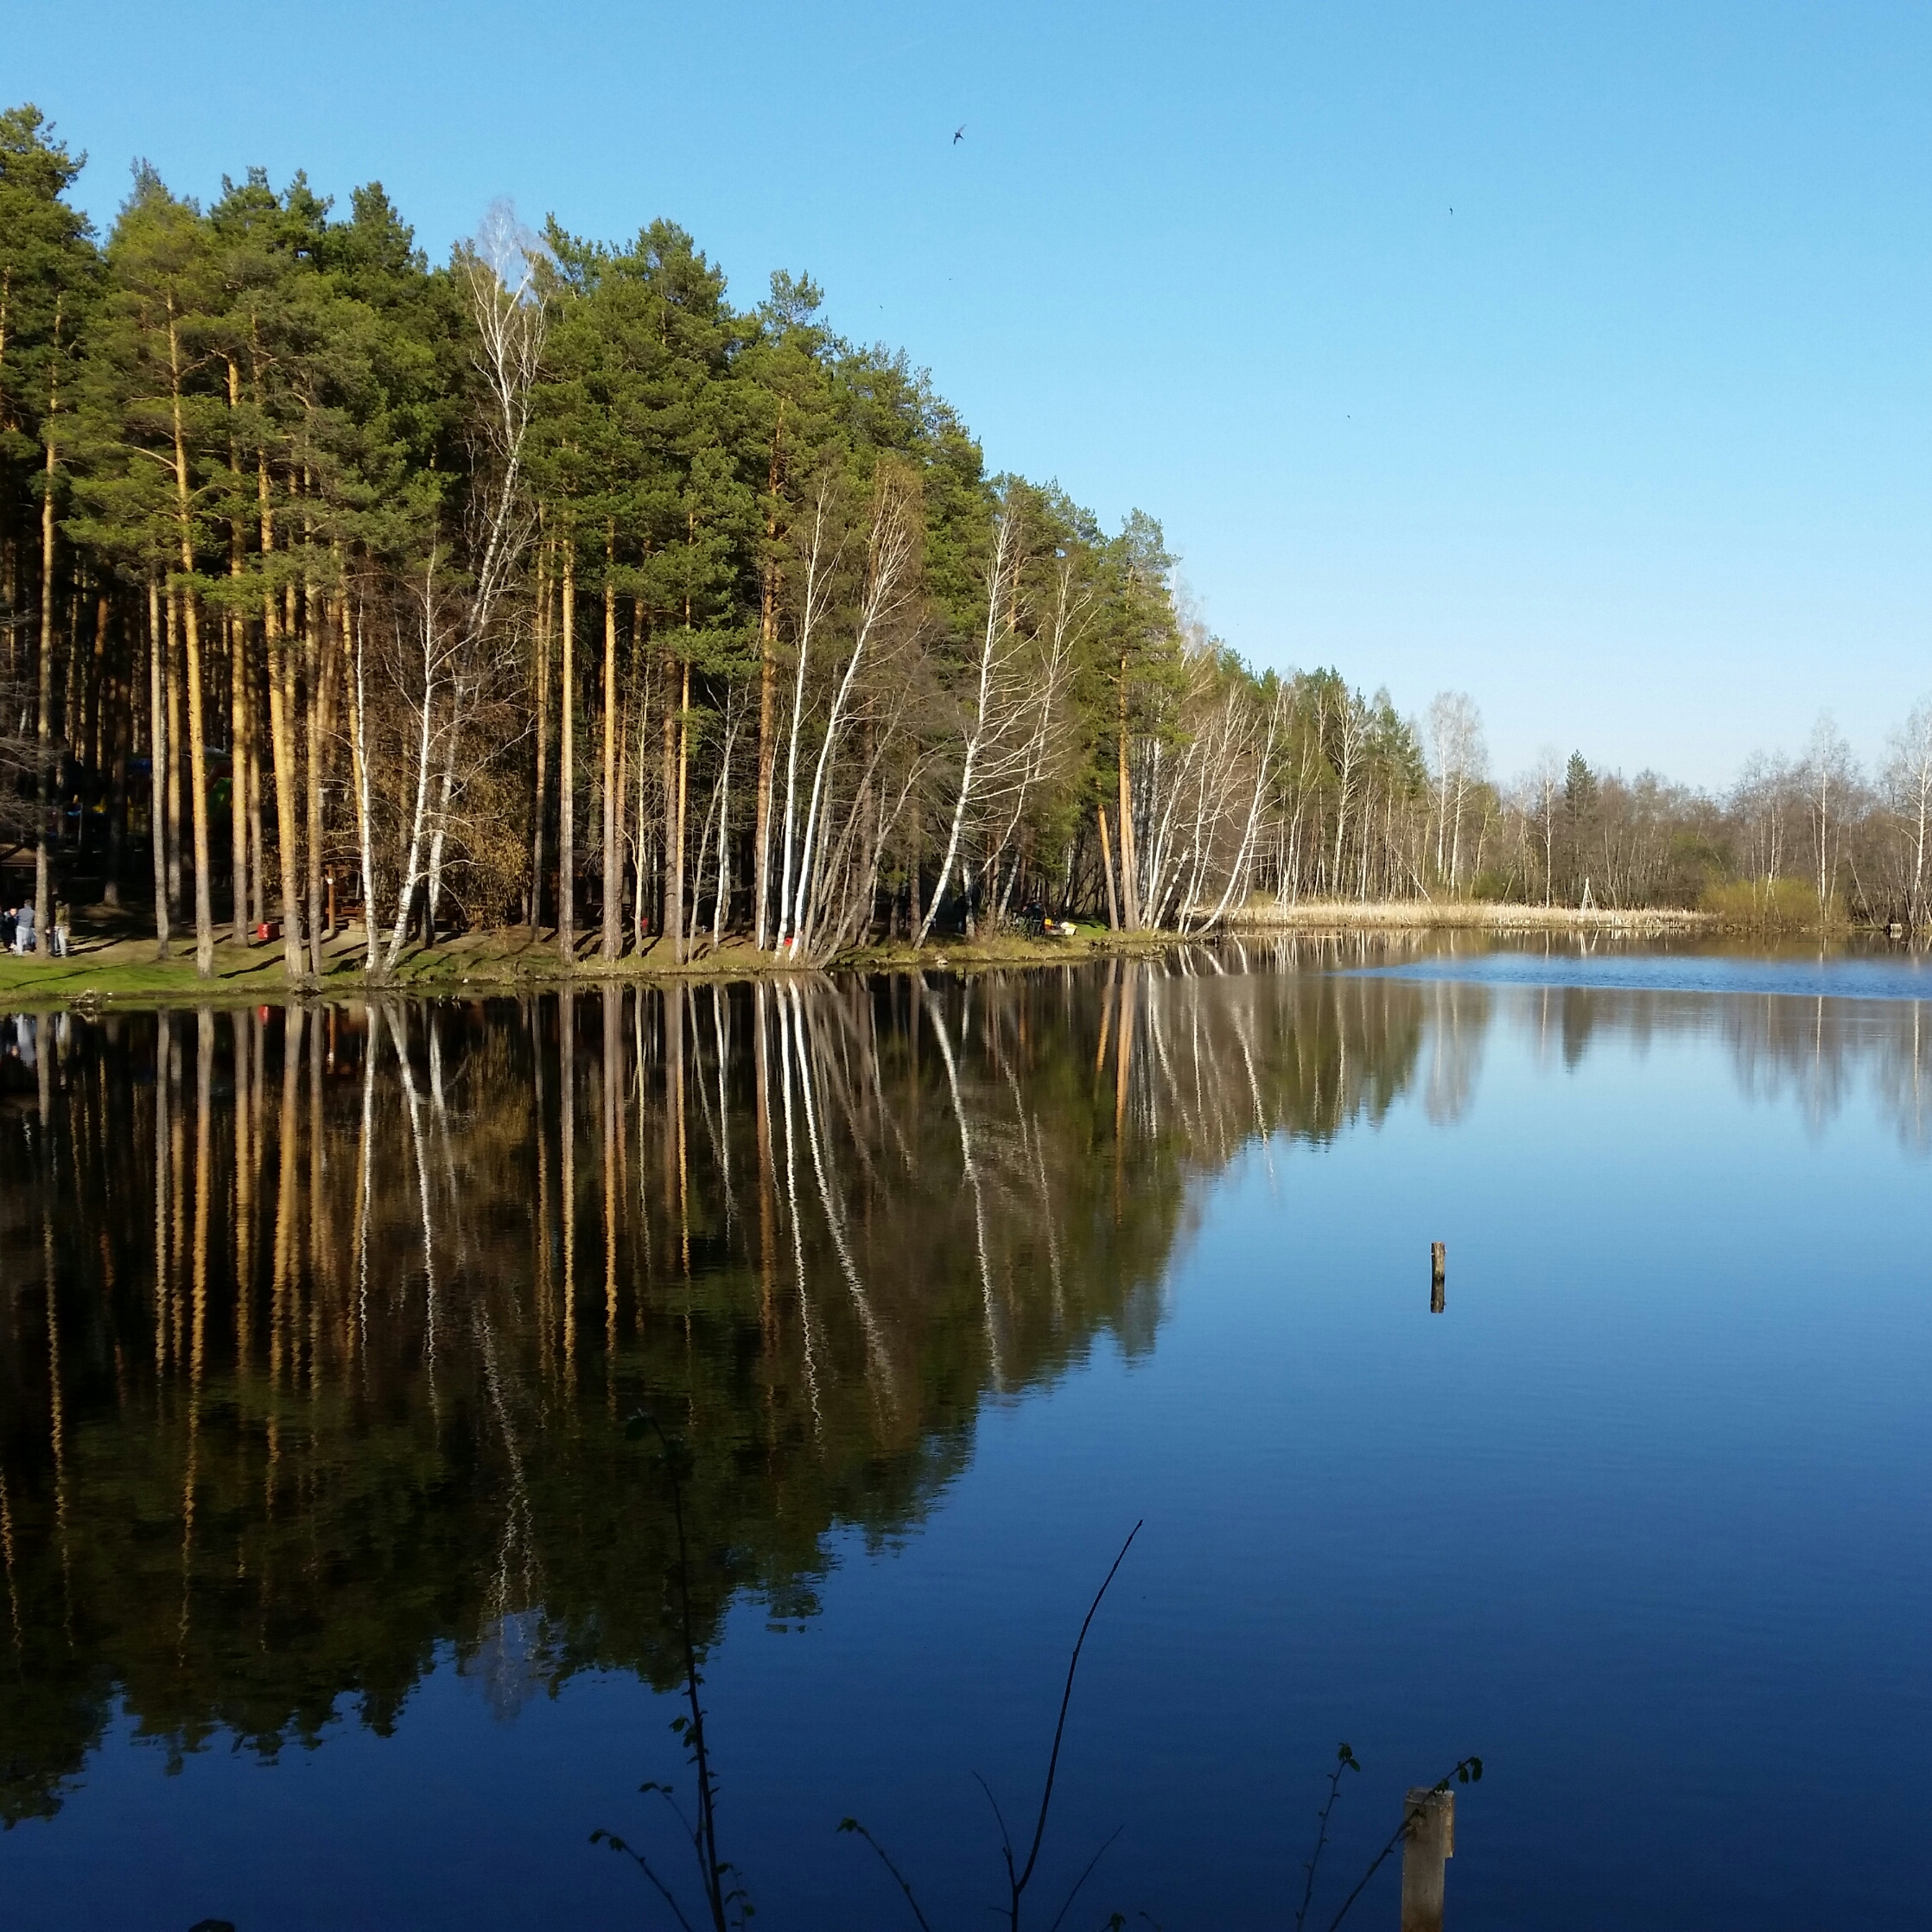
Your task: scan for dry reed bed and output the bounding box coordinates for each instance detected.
[1224,899,1716,936]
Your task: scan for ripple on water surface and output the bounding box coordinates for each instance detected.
[1349,947,1932,1002]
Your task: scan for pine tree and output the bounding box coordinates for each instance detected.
[0,105,97,950]
[79,165,231,974]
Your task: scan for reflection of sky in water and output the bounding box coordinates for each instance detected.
[1350,948,1932,1001]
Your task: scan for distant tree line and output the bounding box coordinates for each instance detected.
[1309,710,1932,931]
[3,102,1927,976]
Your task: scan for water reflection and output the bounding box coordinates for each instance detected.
[1501,977,1932,1147]
[3,946,1929,1827]
[0,962,1425,1823]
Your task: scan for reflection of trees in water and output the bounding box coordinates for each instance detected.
[1507,983,1932,1148]
[5,957,1927,1820]
[1870,1002,1932,1152]
[1719,993,1932,1149]
[0,963,1429,1822]
[1208,936,1484,1128]
[1420,982,1491,1125]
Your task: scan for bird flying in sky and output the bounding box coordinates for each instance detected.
[954,124,966,143]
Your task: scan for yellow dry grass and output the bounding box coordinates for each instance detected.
[1225,898,1716,935]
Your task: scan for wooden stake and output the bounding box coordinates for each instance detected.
[1430,1240,1446,1312]
[1400,1786,1453,1932]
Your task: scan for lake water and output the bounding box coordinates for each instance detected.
[3,936,1929,1930]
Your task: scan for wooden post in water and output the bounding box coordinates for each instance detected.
[1430,1241,1446,1313]
[1400,1786,1453,1932]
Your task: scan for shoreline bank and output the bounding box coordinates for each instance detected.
[3,900,1875,1008]
[0,918,1187,1008]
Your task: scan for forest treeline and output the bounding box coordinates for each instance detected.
[5,103,1931,980]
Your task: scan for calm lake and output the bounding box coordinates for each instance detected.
[3,937,1929,1930]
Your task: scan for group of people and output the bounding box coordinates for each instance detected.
[1,899,71,956]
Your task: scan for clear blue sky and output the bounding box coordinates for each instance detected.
[8,0,1928,787]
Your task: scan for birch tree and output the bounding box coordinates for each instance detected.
[1884,699,1932,929]
[917,503,1028,945]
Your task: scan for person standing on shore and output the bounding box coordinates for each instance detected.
[12,901,35,954]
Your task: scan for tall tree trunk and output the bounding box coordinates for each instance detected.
[558,537,575,961]
[616,678,630,945]
[34,348,57,951]
[661,651,677,946]
[105,660,127,909]
[258,460,305,979]
[713,715,735,944]
[752,410,789,951]
[347,594,378,975]
[1116,651,1141,929]
[1098,804,1121,930]
[601,530,620,960]
[346,587,378,973]
[180,588,215,976]
[304,566,328,976]
[83,592,107,779]
[633,651,649,950]
[383,559,441,975]
[148,575,170,957]
[268,630,304,976]
[226,359,251,944]
[229,610,251,944]
[425,690,458,947]
[164,591,182,918]
[530,529,550,931]
[165,306,215,976]
[670,657,690,964]
[246,640,265,928]
[754,554,779,950]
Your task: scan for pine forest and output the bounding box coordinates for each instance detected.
[4,103,1930,983]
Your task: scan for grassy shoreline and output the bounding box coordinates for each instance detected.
[0,899,1780,1007]
[0,916,1185,1007]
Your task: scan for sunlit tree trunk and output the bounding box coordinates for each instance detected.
[791,478,915,957]
[225,359,252,945]
[384,560,441,973]
[1117,651,1141,930]
[530,529,550,931]
[918,510,1021,947]
[713,710,736,945]
[776,482,836,952]
[424,670,461,944]
[601,531,620,960]
[164,303,216,976]
[164,594,181,921]
[257,448,305,979]
[147,576,170,956]
[246,641,265,929]
[303,568,332,976]
[347,595,378,976]
[33,321,58,950]
[670,658,691,965]
[1098,804,1121,930]
[755,563,779,950]
[558,538,575,961]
